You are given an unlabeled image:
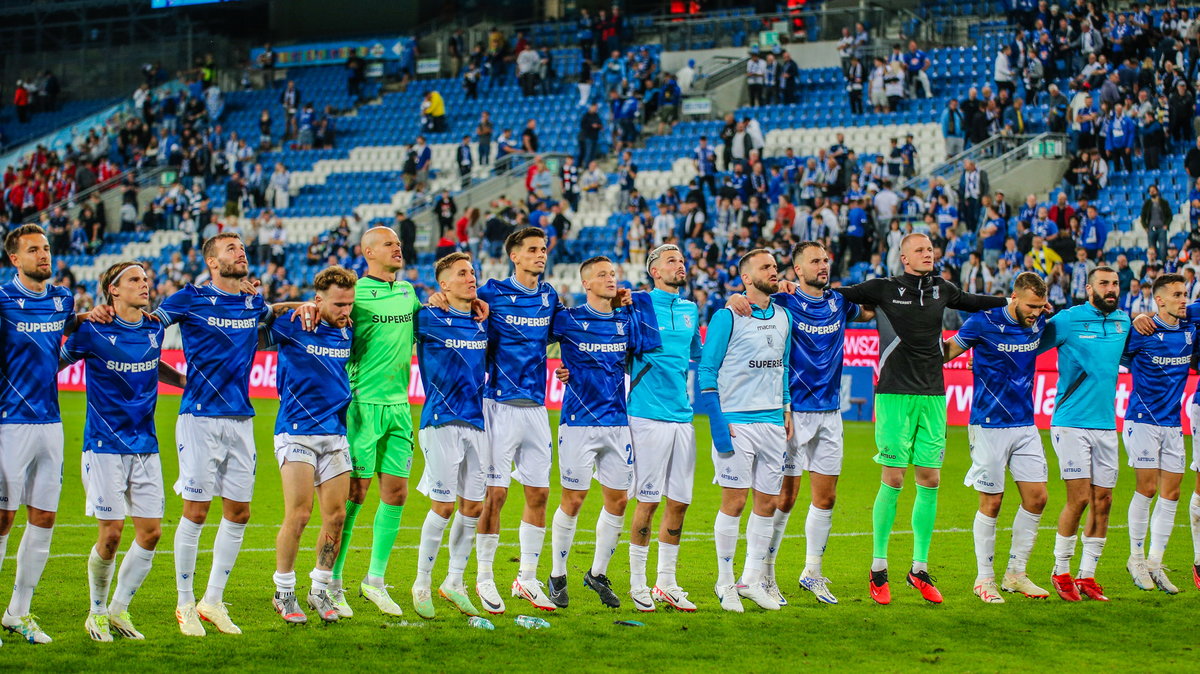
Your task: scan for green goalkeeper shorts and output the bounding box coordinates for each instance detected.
[347,401,414,479]
[873,393,947,469]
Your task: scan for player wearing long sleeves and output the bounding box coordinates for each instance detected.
[834,232,1007,605]
[62,262,184,642]
[548,257,633,609]
[1038,265,1129,602]
[943,272,1052,604]
[411,253,489,620]
[700,249,793,613]
[624,245,702,612]
[1120,274,1194,596]
[0,224,75,644]
[267,267,356,625]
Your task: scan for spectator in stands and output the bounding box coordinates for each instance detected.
[414,135,432,188]
[517,43,541,97]
[268,162,290,210]
[956,159,988,232]
[1103,102,1135,172]
[455,207,480,253]
[941,98,965,158]
[455,135,474,189]
[1140,110,1165,170]
[746,47,766,107]
[884,60,905,111]
[994,45,1015,97]
[421,90,446,133]
[13,79,30,123]
[657,73,681,134]
[578,102,602,166]
[560,155,580,212]
[476,111,494,167]
[1141,185,1173,262]
[845,55,865,115]
[434,189,458,235]
[868,57,889,113]
[904,40,931,99]
[1079,203,1107,260]
[521,118,539,153]
[495,128,520,172]
[280,80,300,140]
[581,159,605,210]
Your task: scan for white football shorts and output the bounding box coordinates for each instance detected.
[784,411,843,477]
[1123,422,1186,474]
[0,423,64,512]
[483,400,552,489]
[558,424,634,491]
[174,414,257,503]
[1049,426,1119,489]
[82,451,165,520]
[417,422,487,503]
[712,422,786,495]
[629,416,695,505]
[964,425,1047,494]
[273,433,352,486]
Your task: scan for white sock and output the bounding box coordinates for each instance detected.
[911,561,928,573]
[1006,507,1041,575]
[550,508,577,577]
[714,511,740,587]
[766,509,791,571]
[655,541,679,588]
[1053,534,1077,575]
[517,521,545,581]
[87,546,116,614]
[0,534,8,576]
[475,533,499,582]
[202,519,246,606]
[590,508,624,577]
[416,511,450,589]
[1148,497,1178,565]
[8,524,53,617]
[174,518,203,606]
[804,505,833,577]
[447,514,478,587]
[309,567,332,593]
[110,541,155,614]
[1191,493,1200,565]
[972,511,997,582]
[742,513,772,584]
[1128,491,1152,558]
[1078,535,1106,579]
[629,543,649,589]
[871,558,888,572]
[273,570,297,595]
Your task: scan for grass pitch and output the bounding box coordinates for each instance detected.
[2,391,1197,672]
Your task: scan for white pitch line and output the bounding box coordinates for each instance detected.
[37,523,1152,560]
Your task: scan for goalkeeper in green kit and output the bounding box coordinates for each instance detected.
[326,226,423,617]
[833,233,1006,605]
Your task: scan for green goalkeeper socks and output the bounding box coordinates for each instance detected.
[912,485,939,564]
[872,483,901,559]
[367,503,405,580]
[331,500,362,582]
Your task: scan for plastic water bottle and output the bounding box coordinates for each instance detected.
[515,615,551,630]
[467,617,495,630]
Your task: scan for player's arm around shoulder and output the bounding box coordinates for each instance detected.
[832,277,886,305]
[58,322,91,371]
[1037,306,1070,354]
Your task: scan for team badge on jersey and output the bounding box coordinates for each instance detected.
[617,322,625,336]
[542,293,549,307]
[149,332,158,348]
[829,298,837,312]
[245,295,255,310]
[1115,323,1124,333]
[53,297,63,311]
[932,286,940,299]
[683,314,693,328]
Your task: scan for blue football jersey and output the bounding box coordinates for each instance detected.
[416,306,489,430]
[153,284,270,417]
[1124,317,1196,426]
[773,289,860,412]
[61,317,164,454]
[0,280,74,424]
[952,306,1046,428]
[477,277,561,405]
[269,312,353,435]
[553,304,631,427]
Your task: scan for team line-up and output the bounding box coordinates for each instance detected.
[0,222,1197,645]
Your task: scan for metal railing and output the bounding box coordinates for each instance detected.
[977,132,1067,176]
[695,56,749,92]
[899,133,1052,195]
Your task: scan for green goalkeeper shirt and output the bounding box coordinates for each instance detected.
[347,275,421,406]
